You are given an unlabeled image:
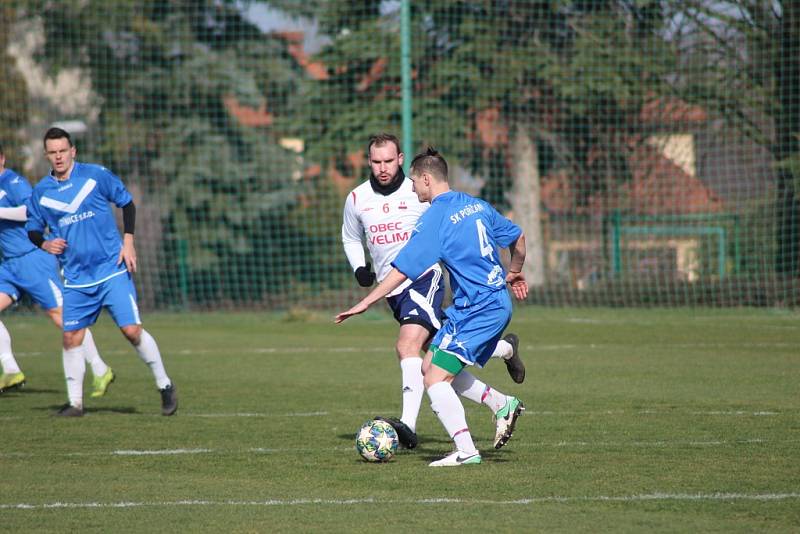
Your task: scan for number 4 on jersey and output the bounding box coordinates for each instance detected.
[476,219,494,261]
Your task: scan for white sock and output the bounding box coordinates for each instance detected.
[399,357,424,432]
[451,370,508,413]
[82,329,108,377]
[62,346,86,407]
[134,329,171,389]
[427,381,477,454]
[491,338,513,359]
[0,321,21,374]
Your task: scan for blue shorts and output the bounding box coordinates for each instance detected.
[0,249,63,310]
[62,271,141,331]
[386,268,445,336]
[432,290,512,368]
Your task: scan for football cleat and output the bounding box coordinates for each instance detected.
[159,383,178,416]
[54,403,84,417]
[0,372,26,393]
[502,333,525,384]
[429,450,482,467]
[374,416,418,449]
[494,396,524,449]
[90,368,115,398]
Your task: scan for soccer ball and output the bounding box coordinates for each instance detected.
[355,419,398,462]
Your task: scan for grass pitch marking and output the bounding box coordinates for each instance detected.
[112,448,212,456]
[12,338,798,359]
[1,436,795,460]
[3,492,800,510]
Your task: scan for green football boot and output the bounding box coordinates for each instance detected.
[0,372,26,394]
[90,368,115,398]
[493,396,525,449]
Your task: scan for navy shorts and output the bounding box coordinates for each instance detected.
[386,268,445,337]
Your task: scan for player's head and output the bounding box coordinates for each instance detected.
[409,147,448,202]
[43,127,76,178]
[0,144,5,170]
[367,133,404,186]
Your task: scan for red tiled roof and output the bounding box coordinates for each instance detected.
[356,57,387,92]
[223,95,273,127]
[610,144,723,213]
[640,96,707,125]
[540,144,723,215]
[272,30,328,80]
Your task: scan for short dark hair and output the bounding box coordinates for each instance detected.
[410,147,448,182]
[43,127,73,148]
[0,144,4,156]
[367,133,401,157]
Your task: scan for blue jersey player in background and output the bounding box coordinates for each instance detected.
[25,127,177,416]
[337,147,528,466]
[0,144,113,397]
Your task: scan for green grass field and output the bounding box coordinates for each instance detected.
[1,306,798,532]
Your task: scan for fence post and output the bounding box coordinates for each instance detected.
[401,0,413,171]
[612,210,622,276]
[177,238,189,310]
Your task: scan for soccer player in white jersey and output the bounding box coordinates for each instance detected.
[25,127,177,417]
[0,144,114,397]
[337,147,528,466]
[341,133,524,450]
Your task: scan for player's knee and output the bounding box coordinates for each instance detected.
[396,340,423,359]
[62,329,84,350]
[121,324,142,345]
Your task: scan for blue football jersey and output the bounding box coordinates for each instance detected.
[0,169,37,259]
[392,190,521,307]
[26,162,133,287]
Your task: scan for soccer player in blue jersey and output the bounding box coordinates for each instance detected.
[25,128,177,416]
[342,133,525,450]
[336,147,528,466]
[0,145,114,396]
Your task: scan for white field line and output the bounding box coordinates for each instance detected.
[13,340,799,359]
[0,409,786,423]
[112,448,212,456]
[0,446,355,459]
[1,437,796,460]
[3,492,800,510]
[193,411,329,417]
[527,410,781,416]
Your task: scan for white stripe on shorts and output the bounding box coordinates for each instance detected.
[409,287,441,330]
[49,279,63,308]
[129,294,141,324]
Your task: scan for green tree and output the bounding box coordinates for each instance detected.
[18,0,310,305]
[288,1,677,285]
[666,1,800,275]
[0,4,29,166]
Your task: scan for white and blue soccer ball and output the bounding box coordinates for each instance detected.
[355,419,398,462]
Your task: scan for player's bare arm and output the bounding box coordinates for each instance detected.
[118,233,137,273]
[117,201,137,272]
[335,268,408,323]
[505,233,528,300]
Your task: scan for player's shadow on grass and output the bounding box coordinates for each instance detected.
[3,387,61,395]
[85,406,139,415]
[336,432,453,445]
[39,404,140,415]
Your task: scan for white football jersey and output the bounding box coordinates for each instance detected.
[342,178,440,296]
